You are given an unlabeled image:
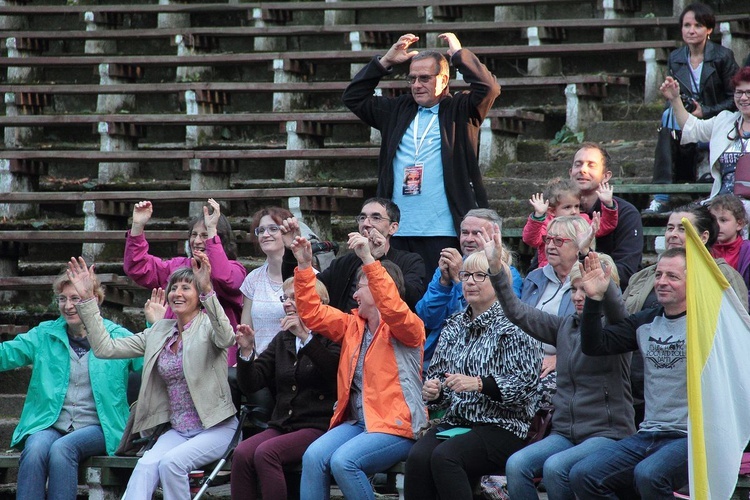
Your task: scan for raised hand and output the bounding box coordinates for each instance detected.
[380,33,420,68]
[422,378,442,402]
[130,200,153,236]
[349,231,375,265]
[66,256,96,301]
[203,198,220,239]
[596,182,614,208]
[529,192,549,218]
[659,76,680,101]
[438,247,463,286]
[291,236,313,268]
[144,287,167,325]
[477,224,506,275]
[191,250,213,294]
[580,252,612,301]
[366,228,387,259]
[576,211,600,255]
[279,216,302,249]
[235,324,256,358]
[438,32,462,57]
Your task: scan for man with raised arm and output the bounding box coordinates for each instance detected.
[343,32,500,278]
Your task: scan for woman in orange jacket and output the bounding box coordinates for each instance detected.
[290,230,427,500]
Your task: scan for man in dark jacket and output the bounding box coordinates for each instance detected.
[570,142,643,290]
[343,32,500,278]
[282,198,425,313]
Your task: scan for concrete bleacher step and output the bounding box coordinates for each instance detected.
[584,120,659,143]
[0,397,24,420]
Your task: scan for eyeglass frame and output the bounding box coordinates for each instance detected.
[458,271,489,283]
[543,235,573,247]
[254,224,281,236]
[406,73,441,85]
[355,214,391,224]
[279,294,294,303]
[734,89,750,99]
[57,295,83,305]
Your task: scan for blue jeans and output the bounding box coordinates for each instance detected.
[19,425,106,500]
[506,433,616,500]
[300,422,415,500]
[569,431,688,500]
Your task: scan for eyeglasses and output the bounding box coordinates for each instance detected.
[543,235,573,247]
[406,74,439,85]
[458,271,489,283]
[279,294,294,303]
[734,90,750,99]
[355,214,391,224]
[57,295,82,305]
[254,224,281,236]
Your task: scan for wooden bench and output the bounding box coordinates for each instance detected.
[0,273,139,307]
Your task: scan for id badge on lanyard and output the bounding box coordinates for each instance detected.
[402,111,437,196]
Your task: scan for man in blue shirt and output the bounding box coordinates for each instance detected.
[343,32,500,279]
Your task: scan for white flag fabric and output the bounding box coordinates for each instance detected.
[684,218,750,499]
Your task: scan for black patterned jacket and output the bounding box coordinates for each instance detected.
[427,302,543,440]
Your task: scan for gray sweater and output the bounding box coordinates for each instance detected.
[491,271,636,444]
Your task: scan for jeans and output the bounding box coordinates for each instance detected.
[18,425,106,500]
[300,422,415,500]
[231,427,324,500]
[506,433,616,500]
[125,416,237,500]
[569,431,688,500]
[404,424,525,500]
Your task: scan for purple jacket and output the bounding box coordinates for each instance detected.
[124,231,246,364]
[738,240,750,306]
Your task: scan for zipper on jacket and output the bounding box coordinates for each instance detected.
[604,387,613,428]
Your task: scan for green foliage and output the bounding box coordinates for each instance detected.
[551,125,584,145]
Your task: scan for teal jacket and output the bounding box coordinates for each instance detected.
[0,316,142,455]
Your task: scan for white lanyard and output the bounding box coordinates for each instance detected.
[413,110,438,161]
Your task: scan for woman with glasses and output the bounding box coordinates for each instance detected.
[125,198,246,364]
[404,250,542,500]
[658,57,750,204]
[644,2,739,214]
[0,268,141,500]
[521,215,592,409]
[231,277,340,500]
[240,206,295,355]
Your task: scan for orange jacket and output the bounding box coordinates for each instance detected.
[294,261,427,439]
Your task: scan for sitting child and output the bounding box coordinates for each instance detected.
[708,194,750,293]
[522,178,618,267]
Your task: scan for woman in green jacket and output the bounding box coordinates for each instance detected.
[0,270,140,500]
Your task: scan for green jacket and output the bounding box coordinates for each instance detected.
[0,317,142,455]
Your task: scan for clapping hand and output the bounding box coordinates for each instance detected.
[422,378,442,402]
[529,193,549,218]
[366,228,387,259]
[66,256,96,301]
[444,372,481,393]
[477,224,507,275]
[191,250,213,294]
[438,247,463,286]
[144,288,167,325]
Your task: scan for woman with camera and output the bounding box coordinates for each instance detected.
[644,2,739,214]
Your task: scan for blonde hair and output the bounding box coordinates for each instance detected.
[53,269,105,305]
[568,253,620,287]
[547,215,596,250]
[282,276,330,305]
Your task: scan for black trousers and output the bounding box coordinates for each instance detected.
[404,424,525,500]
[652,128,698,185]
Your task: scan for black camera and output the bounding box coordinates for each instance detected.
[681,94,697,113]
